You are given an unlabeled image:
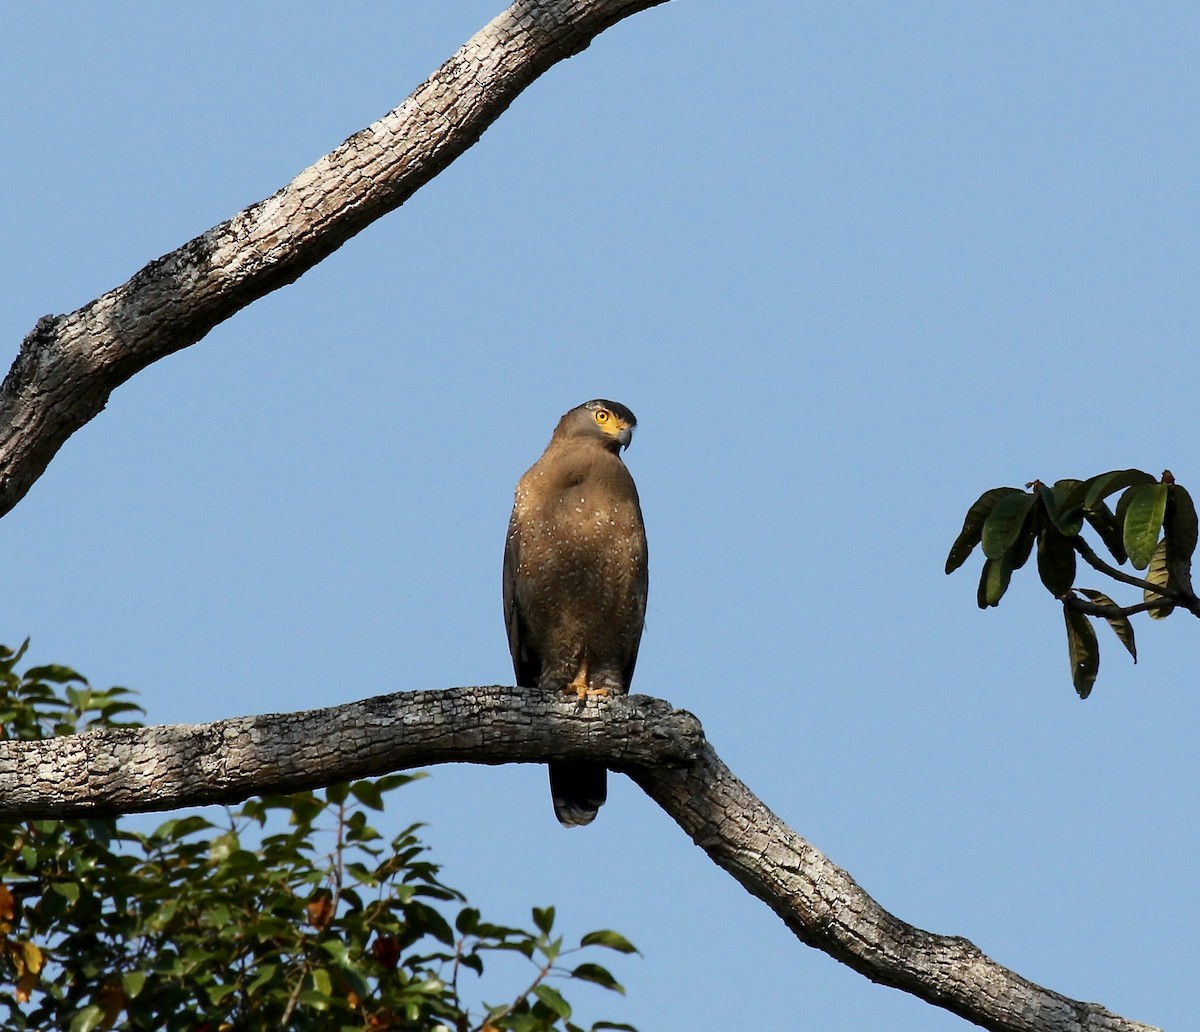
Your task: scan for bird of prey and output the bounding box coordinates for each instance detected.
[503,399,649,826]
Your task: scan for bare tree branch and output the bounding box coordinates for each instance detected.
[0,687,1159,1032]
[0,0,668,517]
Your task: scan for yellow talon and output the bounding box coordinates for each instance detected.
[564,664,608,700]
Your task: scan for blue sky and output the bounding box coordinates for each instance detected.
[3,4,1196,1028]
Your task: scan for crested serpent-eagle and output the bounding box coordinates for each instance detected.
[503,400,648,826]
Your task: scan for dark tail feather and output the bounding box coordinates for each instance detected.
[549,760,607,827]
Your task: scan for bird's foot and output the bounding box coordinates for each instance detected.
[564,677,609,702]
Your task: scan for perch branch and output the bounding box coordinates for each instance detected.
[0,686,1159,1032]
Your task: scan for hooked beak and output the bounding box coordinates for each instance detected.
[616,425,633,450]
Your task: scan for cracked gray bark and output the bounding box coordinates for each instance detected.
[0,688,1159,1032]
[0,0,668,517]
[0,2,1166,1029]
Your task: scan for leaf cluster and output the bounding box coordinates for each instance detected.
[0,644,637,1032]
[946,470,1198,697]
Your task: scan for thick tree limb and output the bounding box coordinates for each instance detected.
[0,687,1158,1032]
[0,687,696,818]
[0,0,667,518]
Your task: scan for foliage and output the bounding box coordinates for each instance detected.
[0,642,637,1032]
[946,469,1198,698]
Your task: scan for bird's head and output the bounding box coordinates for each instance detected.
[555,399,637,452]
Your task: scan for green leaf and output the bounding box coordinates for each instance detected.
[1144,539,1176,619]
[295,989,333,1010]
[1056,477,1090,513]
[532,905,555,935]
[976,558,992,609]
[981,491,1036,561]
[1166,483,1199,562]
[542,936,563,964]
[374,771,426,794]
[1036,528,1076,596]
[534,984,572,1021]
[977,554,1013,608]
[69,1005,106,1032]
[50,881,81,902]
[311,967,333,997]
[1083,468,1156,511]
[207,982,239,1005]
[324,781,351,805]
[1122,483,1169,570]
[1008,513,1038,571]
[207,831,239,863]
[349,780,385,811]
[945,487,1024,574]
[580,930,638,954]
[1083,501,1127,564]
[245,962,280,996]
[1039,481,1084,537]
[147,898,179,931]
[1063,605,1099,699]
[121,970,147,1000]
[22,664,86,685]
[1076,589,1137,661]
[155,814,215,841]
[570,963,624,994]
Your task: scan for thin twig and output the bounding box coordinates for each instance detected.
[1062,595,1169,619]
[450,935,465,1011]
[279,961,309,1027]
[1072,538,1200,615]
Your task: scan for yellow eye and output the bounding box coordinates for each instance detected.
[594,409,610,423]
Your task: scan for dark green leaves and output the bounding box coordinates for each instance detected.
[981,492,1037,561]
[1166,484,1198,561]
[571,963,625,992]
[957,482,1088,608]
[1039,480,1085,537]
[977,557,1012,609]
[1082,468,1157,511]
[1063,605,1099,699]
[1037,527,1076,597]
[945,487,1024,574]
[533,905,557,936]
[580,930,639,955]
[1083,501,1126,564]
[948,468,1195,700]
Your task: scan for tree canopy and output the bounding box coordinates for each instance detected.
[0,643,638,1032]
